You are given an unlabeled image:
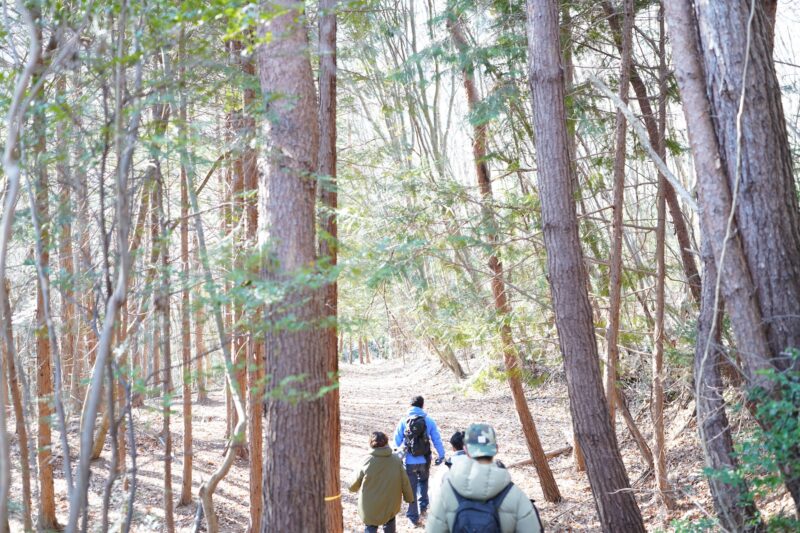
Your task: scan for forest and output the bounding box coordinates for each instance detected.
[1,0,799,531]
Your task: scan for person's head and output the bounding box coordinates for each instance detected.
[370,431,388,449]
[464,423,499,463]
[411,395,425,409]
[450,430,465,452]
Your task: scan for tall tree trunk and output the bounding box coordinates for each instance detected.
[178,27,193,507]
[651,8,675,510]
[156,177,175,533]
[448,11,561,503]
[318,1,343,530]
[238,41,264,531]
[692,0,800,509]
[33,89,59,533]
[258,2,326,529]
[195,275,208,403]
[1,281,32,531]
[696,240,763,531]
[604,0,632,428]
[694,0,800,371]
[664,0,776,524]
[151,178,161,396]
[56,74,77,412]
[526,1,644,530]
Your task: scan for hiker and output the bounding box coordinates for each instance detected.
[349,431,414,533]
[445,430,466,468]
[425,423,543,533]
[393,395,446,527]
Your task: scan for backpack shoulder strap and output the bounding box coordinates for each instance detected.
[488,482,515,510]
[448,480,467,505]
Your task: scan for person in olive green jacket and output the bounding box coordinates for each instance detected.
[349,431,415,532]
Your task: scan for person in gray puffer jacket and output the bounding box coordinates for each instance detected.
[425,423,542,533]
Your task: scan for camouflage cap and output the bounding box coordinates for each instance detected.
[464,423,498,458]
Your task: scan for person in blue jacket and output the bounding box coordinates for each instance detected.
[393,395,446,527]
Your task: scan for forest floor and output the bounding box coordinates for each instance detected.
[6,357,729,531]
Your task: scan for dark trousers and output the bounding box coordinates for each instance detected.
[365,517,396,533]
[405,462,430,522]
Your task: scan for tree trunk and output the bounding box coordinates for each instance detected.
[258,2,326,530]
[156,177,175,533]
[604,0,632,428]
[151,179,161,396]
[679,0,800,512]
[693,0,800,373]
[1,281,32,531]
[56,74,77,412]
[178,29,193,507]
[238,41,264,532]
[349,336,354,364]
[448,11,561,503]
[695,240,763,531]
[33,99,59,533]
[179,165,193,506]
[526,1,644,530]
[318,1,343,530]
[651,9,675,510]
[195,283,208,403]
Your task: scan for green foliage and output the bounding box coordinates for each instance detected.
[696,350,800,531]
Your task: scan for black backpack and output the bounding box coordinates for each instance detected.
[450,481,514,533]
[404,415,431,457]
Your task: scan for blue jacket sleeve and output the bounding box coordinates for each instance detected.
[394,419,405,448]
[427,417,446,459]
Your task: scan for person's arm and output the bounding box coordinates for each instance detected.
[401,462,414,503]
[393,418,405,448]
[347,465,365,493]
[427,417,446,459]
[513,490,541,533]
[424,486,450,533]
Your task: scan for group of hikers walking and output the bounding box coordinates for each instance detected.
[348,396,544,532]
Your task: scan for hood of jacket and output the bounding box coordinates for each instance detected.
[407,406,427,418]
[448,456,511,501]
[370,446,392,458]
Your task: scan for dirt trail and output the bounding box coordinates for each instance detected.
[6,357,710,531]
[340,358,591,532]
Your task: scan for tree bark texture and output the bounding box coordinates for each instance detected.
[691,0,800,511]
[318,1,343,530]
[157,177,175,533]
[664,0,798,518]
[693,0,800,371]
[449,11,561,503]
[34,102,59,532]
[258,3,326,531]
[604,0,632,428]
[238,43,264,532]
[526,1,644,530]
[696,240,763,532]
[651,9,675,510]
[1,281,32,531]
